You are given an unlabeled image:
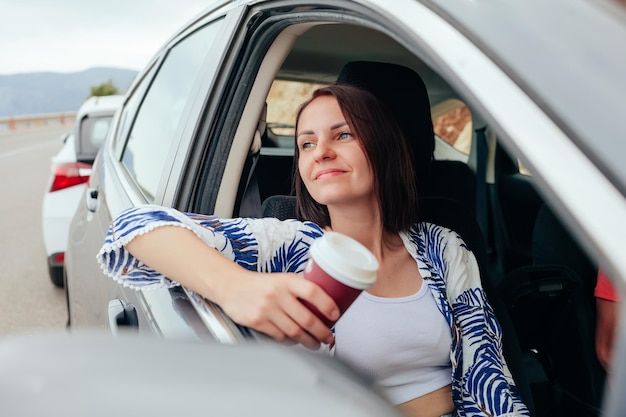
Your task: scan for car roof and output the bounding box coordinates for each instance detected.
[426,0,626,195]
[76,94,125,119]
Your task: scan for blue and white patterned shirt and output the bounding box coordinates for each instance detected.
[98,204,529,417]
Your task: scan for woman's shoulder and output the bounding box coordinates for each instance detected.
[405,222,468,255]
[245,216,325,238]
[408,221,456,237]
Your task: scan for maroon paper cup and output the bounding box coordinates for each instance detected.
[301,232,378,327]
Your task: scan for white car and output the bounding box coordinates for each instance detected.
[42,94,124,287]
[64,1,626,415]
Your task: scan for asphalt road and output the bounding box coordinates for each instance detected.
[0,125,71,337]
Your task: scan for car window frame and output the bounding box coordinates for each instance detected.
[166,3,270,214]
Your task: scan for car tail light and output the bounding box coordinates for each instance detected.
[52,252,65,264]
[49,162,92,192]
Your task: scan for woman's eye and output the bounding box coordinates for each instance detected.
[301,141,314,149]
[339,132,353,140]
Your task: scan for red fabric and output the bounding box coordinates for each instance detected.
[595,269,620,302]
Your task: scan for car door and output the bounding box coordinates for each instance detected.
[65,6,244,337]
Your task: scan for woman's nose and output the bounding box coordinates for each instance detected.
[313,138,336,161]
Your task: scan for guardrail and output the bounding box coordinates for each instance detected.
[0,112,77,133]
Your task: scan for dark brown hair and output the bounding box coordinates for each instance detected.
[293,84,418,232]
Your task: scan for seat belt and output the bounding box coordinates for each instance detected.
[238,104,267,218]
[239,153,262,217]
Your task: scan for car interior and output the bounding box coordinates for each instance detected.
[191,19,606,417]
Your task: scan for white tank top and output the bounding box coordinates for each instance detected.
[333,282,452,405]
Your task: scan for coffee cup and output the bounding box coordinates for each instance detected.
[301,231,379,327]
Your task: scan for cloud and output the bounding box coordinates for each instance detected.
[0,0,209,74]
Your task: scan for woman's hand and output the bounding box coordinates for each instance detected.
[215,271,339,350]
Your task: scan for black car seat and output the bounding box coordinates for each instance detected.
[260,61,534,413]
[335,61,476,215]
[490,144,545,276]
[335,61,434,191]
[498,204,605,417]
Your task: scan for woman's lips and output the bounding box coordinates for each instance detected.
[315,169,345,180]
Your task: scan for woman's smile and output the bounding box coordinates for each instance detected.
[314,168,346,180]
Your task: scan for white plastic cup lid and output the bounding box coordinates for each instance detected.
[309,231,379,289]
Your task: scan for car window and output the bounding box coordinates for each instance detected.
[266,79,326,146]
[90,117,113,148]
[518,160,531,176]
[78,115,113,159]
[121,18,224,201]
[432,99,472,163]
[114,65,157,153]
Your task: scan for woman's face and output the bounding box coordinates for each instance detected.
[296,95,376,209]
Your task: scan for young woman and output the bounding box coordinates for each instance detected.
[98,85,529,417]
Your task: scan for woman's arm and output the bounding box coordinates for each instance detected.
[100,206,338,348]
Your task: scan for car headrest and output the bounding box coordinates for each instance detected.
[262,195,297,220]
[336,61,434,186]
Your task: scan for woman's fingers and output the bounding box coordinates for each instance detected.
[267,311,322,349]
[255,276,334,348]
[289,277,340,323]
[245,303,323,349]
[283,279,338,343]
[217,272,337,348]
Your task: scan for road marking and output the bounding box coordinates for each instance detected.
[0,141,59,160]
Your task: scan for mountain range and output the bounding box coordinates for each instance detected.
[0,67,139,117]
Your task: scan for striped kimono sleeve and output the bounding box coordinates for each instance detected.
[97,204,324,290]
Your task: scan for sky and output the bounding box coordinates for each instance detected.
[0,0,211,75]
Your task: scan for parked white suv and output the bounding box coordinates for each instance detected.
[42,94,124,287]
[64,1,626,416]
